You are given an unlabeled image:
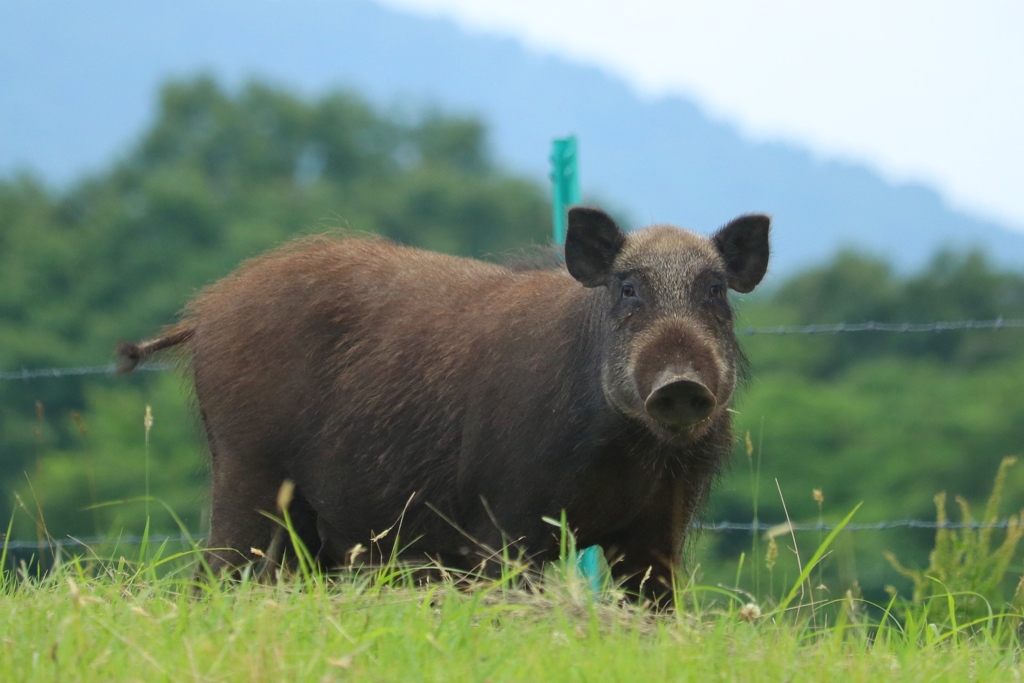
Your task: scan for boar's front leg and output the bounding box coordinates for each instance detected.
[601,479,695,609]
[603,528,678,608]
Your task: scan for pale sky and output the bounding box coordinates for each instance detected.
[381,0,1024,232]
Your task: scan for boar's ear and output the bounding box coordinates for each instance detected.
[565,207,626,287]
[713,214,770,293]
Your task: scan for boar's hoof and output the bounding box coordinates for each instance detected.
[644,377,717,429]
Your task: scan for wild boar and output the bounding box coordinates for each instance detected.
[118,206,769,603]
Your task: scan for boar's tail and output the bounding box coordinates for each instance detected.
[116,325,195,373]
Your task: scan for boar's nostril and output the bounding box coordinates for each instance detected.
[644,379,717,429]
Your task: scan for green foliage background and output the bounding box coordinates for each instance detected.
[2,77,1023,601]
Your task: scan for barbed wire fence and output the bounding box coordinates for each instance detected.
[0,363,174,381]
[2,317,1023,549]
[3,519,1020,552]
[739,318,1024,335]
[4,318,1024,381]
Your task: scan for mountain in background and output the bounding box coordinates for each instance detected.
[3,0,1024,275]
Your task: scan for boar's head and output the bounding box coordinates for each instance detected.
[565,207,769,442]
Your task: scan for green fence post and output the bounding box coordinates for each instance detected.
[549,136,603,592]
[549,136,581,247]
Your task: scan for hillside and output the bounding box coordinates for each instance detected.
[3,0,1024,274]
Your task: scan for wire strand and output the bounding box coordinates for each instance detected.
[2,519,1017,550]
[3,318,1023,380]
[740,318,1024,335]
[0,363,175,381]
[696,519,1019,532]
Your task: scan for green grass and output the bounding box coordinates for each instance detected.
[2,538,1022,683]
[4,461,1022,681]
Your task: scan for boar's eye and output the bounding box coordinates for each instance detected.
[621,282,637,299]
[708,283,726,300]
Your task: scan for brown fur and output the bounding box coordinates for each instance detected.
[118,207,769,604]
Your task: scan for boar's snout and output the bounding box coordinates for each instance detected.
[644,369,717,429]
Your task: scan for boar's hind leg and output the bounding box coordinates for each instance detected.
[202,445,295,579]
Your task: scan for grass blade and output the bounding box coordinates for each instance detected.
[774,502,862,615]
